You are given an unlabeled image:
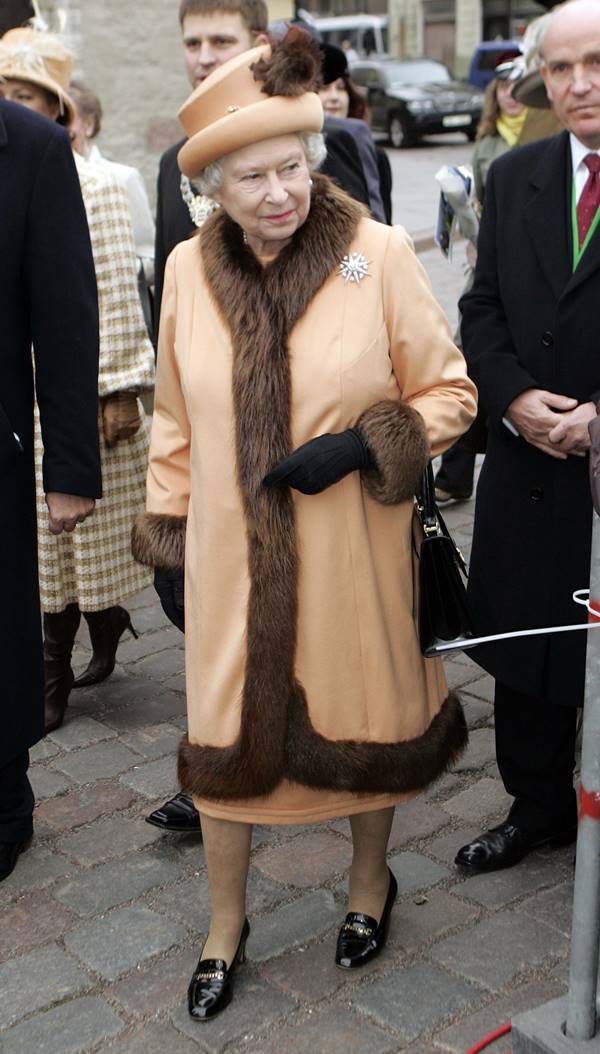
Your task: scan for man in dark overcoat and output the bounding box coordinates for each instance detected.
[0,98,101,882]
[457,0,600,872]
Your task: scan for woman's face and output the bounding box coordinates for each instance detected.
[496,79,524,117]
[0,77,60,120]
[213,134,312,253]
[319,78,350,119]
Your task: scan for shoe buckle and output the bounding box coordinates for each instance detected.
[343,921,373,937]
[196,969,224,982]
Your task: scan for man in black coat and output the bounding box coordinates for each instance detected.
[457,0,600,872]
[0,99,101,881]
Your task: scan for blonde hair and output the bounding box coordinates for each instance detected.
[476,79,501,140]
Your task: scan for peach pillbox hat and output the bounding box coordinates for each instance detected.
[0,28,76,123]
[177,43,324,178]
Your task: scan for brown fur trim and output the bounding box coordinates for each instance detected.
[358,400,430,505]
[131,513,186,570]
[252,28,321,96]
[178,692,467,798]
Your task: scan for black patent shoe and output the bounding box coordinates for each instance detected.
[0,833,33,883]
[335,867,398,970]
[455,818,577,873]
[188,919,250,1021]
[145,792,202,834]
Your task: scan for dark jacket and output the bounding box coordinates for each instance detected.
[153,129,371,329]
[0,101,101,763]
[461,131,599,706]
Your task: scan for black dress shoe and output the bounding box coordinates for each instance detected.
[145,792,202,834]
[0,833,33,882]
[455,818,578,873]
[188,918,250,1021]
[335,867,398,970]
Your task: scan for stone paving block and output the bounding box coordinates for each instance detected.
[128,585,157,610]
[107,946,198,1018]
[114,626,181,663]
[35,781,138,832]
[425,826,482,866]
[48,715,119,751]
[30,737,61,761]
[50,739,140,784]
[0,845,73,898]
[461,674,495,704]
[56,812,163,865]
[430,910,569,991]
[246,1007,398,1054]
[133,647,186,682]
[28,764,73,800]
[104,1021,200,1054]
[452,727,496,773]
[119,754,179,799]
[0,944,92,1028]
[519,882,574,937]
[65,905,187,981]
[0,893,77,961]
[102,688,188,727]
[461,697,494,729]
[171,969,297,1053]
[350,961,483,1043]
[453,851,570,909]
[119,722,182,760]
[388,851,450,895]
[164,672,187,694]
[388,889,479,951]
[121,603,171,635]
[442,777,511,824]
[259,937,356,1002]
[248,890,340,962]
[387,801,450,851]
[253,830,350,888]
[433,978,566,1053]
[0,996,125,1054]
[151,868,287,933]
[424,771,464,802]
[54,848,183,916]
[443,662,484,691]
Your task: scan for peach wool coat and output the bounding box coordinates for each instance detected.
[133,177,477,824]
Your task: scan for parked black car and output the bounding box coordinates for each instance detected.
[350,59,484,148]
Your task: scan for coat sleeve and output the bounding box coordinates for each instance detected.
[357,224,477,505]
[29,128,102,499]
[83,171,155,399]
[460,163,538,425]
[131,248,190,570]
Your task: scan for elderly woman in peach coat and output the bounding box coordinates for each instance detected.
[133,30,476,1022]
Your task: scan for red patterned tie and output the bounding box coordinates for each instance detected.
[577,153,600,248]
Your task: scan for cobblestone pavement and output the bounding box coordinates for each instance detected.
[0,190,574,1054]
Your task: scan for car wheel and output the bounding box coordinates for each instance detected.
[389,114,410,149]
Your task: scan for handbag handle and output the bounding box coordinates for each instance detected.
[416,462,468,577]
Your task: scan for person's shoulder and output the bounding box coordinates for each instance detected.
[490,133,565,179]
[0,98,68,151]
[159,138,186,172]
[355,216,412,257]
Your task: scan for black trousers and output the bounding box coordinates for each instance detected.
[435,443,476,494]
[494,681,578,833]
[0,751,34,843]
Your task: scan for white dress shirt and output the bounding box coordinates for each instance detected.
[570,132,600,204]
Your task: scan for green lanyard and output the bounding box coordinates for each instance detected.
[571,175,600,271]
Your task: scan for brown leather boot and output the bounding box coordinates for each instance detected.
[44,603,81,733]
[72,606,138,688]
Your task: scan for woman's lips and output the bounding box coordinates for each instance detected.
[264,209,296,223]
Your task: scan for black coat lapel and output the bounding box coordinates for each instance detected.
[523,132,571,301]
[564,198,600,298]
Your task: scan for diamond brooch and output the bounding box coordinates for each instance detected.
[339,251,370,285]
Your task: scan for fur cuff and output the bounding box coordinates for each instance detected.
[131,513,186,569]
[358,400,429,505]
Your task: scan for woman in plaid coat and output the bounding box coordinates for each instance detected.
[0,29,155,731]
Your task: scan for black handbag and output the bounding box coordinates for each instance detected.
[415,462,473,657]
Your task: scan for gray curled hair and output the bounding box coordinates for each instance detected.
[191,131,327,198]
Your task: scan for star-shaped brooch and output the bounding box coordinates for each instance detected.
[339,251,371,285]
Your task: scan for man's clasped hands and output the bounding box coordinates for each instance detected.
[506,389,597,460]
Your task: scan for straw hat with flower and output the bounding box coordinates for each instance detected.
[0,27,76,123]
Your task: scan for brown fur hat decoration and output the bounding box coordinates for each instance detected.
[252,26,321,97]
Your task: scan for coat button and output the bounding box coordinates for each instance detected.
[530,487,544,502]
[541,331,554,347]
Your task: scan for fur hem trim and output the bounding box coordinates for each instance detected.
[178,692,467,799]
[131,513,187,569]
[358,400,430,505]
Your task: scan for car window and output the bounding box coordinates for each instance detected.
[352,66,382,88]
[383,60,450,87]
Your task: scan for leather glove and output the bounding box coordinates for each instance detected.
[263,428,372,495]
[154,567,185,632]
[102,391,142,448]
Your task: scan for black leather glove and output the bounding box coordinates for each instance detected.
[154,568,185,632]
[263,428,372,495]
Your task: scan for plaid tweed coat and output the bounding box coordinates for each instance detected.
[36,154,155,613]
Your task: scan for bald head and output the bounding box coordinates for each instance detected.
[540,0,600,147]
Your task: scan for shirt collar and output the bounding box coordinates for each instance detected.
[570,131,600,174]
